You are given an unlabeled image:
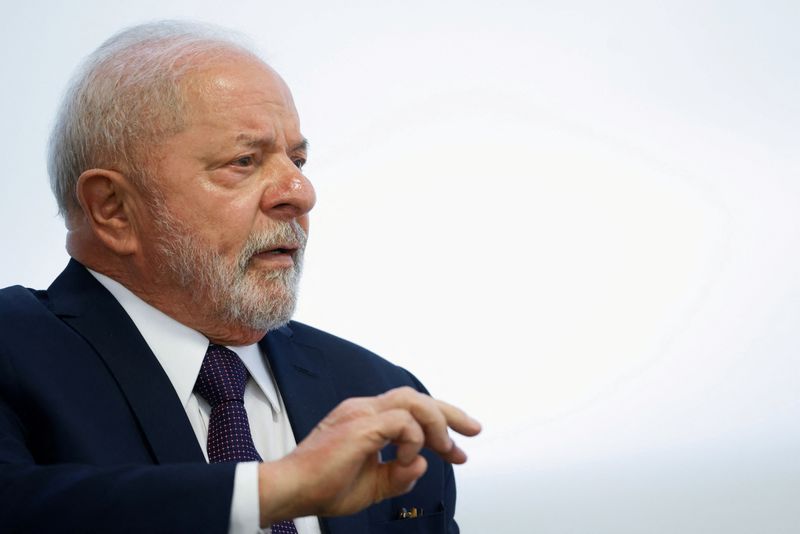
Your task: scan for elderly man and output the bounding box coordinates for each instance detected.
[0,21,479,534]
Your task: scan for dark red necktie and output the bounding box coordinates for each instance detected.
[195,344,299,533]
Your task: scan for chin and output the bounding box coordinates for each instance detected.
[220,283,297,334]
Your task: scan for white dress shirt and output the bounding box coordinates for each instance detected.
[89,270,321,534]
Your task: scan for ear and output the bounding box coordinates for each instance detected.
[75,168,143,255]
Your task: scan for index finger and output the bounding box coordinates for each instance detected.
[434,398,482,437]
[374,387,481,460]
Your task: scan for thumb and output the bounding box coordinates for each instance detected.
[376,455,429,502]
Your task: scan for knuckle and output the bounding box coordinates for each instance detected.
[340,397,371,414]
[338,397,359,410]
[399,385,418,398]
[326,397,377,426]
[386,385,416,400]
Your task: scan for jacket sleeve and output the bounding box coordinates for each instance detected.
[0,393,236,534]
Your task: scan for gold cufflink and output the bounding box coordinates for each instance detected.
[398,507,422,519]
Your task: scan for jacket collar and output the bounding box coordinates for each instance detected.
[47,259,205,464]
[260,324,339,443]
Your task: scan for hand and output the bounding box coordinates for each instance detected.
[257,386,481,525]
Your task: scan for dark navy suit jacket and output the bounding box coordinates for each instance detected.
[0,260,458,533]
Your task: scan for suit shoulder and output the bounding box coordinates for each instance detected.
[286,321,379,355]
[284,321,427,393]
[0,285,50,318]
[0,286,55,384]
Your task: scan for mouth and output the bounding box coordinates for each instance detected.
[251,244,300,266]
[263,246,297,255]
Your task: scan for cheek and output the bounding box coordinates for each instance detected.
[206,198,258,243]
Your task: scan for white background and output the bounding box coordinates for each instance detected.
[1,1,799,532]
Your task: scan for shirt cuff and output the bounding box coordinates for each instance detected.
[228,461,261,534]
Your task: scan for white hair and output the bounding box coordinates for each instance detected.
[48,20,261,218]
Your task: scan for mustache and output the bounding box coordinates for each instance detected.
[237,220,307,269]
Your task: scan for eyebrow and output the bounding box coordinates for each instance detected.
[291,138,309,153]
[235,134,309,153]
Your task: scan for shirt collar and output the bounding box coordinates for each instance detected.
[88,269,281,414]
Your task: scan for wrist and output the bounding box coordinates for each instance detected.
[257,458,307,527]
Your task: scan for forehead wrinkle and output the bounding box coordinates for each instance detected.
[175,54,304,156]
[182,68,289,118]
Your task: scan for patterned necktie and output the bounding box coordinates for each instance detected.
[194,344,299,533]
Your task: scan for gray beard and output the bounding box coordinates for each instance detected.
[153,207,306,333]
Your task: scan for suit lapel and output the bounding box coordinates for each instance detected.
[48,260,205,464]
[262,327,371,534]
[261,325,339,442]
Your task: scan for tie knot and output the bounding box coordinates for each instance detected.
[194,344,249,408]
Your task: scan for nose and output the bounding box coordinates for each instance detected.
[260,158,316,221]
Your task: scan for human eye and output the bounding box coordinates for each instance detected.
[231,155,256,167]
[292,157,307,170]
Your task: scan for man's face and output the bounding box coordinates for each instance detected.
[141,53,316,333]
